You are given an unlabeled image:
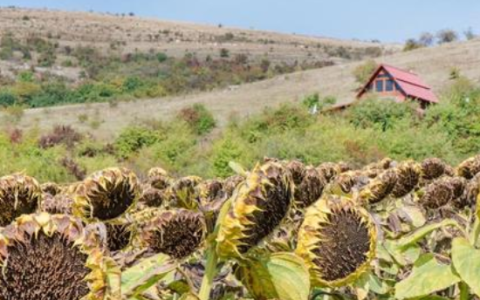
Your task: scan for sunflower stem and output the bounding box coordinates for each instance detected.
[469,217,480,246]
[198,198,232,300]
[198,245,218,300]
[459,282,469,300]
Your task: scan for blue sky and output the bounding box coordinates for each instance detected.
[1,0,479,42]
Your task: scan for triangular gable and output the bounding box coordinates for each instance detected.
[357,65,407,98]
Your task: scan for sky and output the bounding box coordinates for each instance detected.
[1,0,479,43]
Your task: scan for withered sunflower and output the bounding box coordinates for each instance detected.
[216,161,294,258]
[103,219,134,252]
[223,175,244,198]
[167,176,202,209]
[73,168,141,222]
[138,209,206,259]
[147,167,171,190]
[296,195,377,287]
[419,178,455,209]
[285,160,306,186]
[0,173,43,227]
[317,162,341,182]
[457,155,480,179]
[391,161,421,198]
[295,166,326,208]
[139,186,165,208]
[420,158,446,180]
[358,169,397,204]
[0,213,119,300]
[196,179,224,206]
[41,182,62,196]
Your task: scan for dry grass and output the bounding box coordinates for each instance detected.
[2,8,479,140]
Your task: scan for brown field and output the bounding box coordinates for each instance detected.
[1,8,479,140]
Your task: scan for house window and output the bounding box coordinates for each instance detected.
[386,80,394,91]
[376,80,384,92]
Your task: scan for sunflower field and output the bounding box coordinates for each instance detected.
[1,155,480,300]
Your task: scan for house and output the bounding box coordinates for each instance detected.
[357,64,439,109]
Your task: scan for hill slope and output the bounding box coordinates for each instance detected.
[13,38,480,139]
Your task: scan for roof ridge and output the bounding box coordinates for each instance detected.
[381,63,418,75]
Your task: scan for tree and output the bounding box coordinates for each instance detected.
[419,32,434,46]
[403,39,422,51]
[437,29,459,44]
[464,27,476,40]
[352,60,377,84]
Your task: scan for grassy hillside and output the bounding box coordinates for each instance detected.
[10,37,480,139]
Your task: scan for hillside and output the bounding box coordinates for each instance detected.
[0,7,394,69]
[10,37,480,139]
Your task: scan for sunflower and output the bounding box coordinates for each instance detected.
[167,176,202,209]
[139,186,165,208]
[295,167,326,208]
[316,162,341,182]
[73,168,141,222]
[0,173,43,227]
[41,182,62,196]
[216,161,294,258]
[457,155,480,179]
[0,213,119,300]
[420,158,446,180]
[104,220,134,252]
[419,178,455,209]
[138,209,206,259]
[358,169,397,204]
[147,167,171,190]
[296,195,377,287]
[285,160,306,185]
[391,161,421,198]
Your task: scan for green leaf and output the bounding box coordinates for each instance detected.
[121,253,178,297]
[452,237,480,296]
[399,205,426,227]
[394,254,460,300]
[395,219,459,249]
[384,240,421,266]
[235,252,310,300]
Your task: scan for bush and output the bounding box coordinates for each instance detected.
[156,52,168,63]
[352,60,377,84]
[403,39,423,51]
[0,91,17,107]
[39,125,83,149]
[177,104,216,135]
[348,98,415,131]
[114,126,163,158]
[437,29,459,44]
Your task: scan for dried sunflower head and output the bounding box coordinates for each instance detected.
[464,174,480,209]
[197,179,224,206]
[457,155,480,179]
[295,167,326,208]
[421,158,446,180]
[391,161,421,198]
[147,167,171,190]
[41,182,62,196]
[138,209,206,259]
[358,169,397,205]
[73,167,141,222]
[447,177,468,209]
[328,171,359,195]
[223,175,244,198]
[167,176,202,209]
[296,195,377,287]
[216,161,294,258]
[285,160,306,185]
[0,173,43,227]
[316,162,341,182]
[139,186,165,208]
[104,220,134,252]
[0,213,119,300]
[419,179,455,210]
[39,193,74,215]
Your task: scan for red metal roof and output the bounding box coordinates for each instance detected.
[358,64,439,103]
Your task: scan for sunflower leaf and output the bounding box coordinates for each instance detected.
[451,237,480,297]
[235,252,310,300]
[395,219,459,249]
[121,253,178,297]
[394,254,460,300]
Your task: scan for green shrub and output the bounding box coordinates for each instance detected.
[352,60,377,84]
[177,104,216,135]
[156,52,168,63]
[0,91,17,107]
[114,126,163,158]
